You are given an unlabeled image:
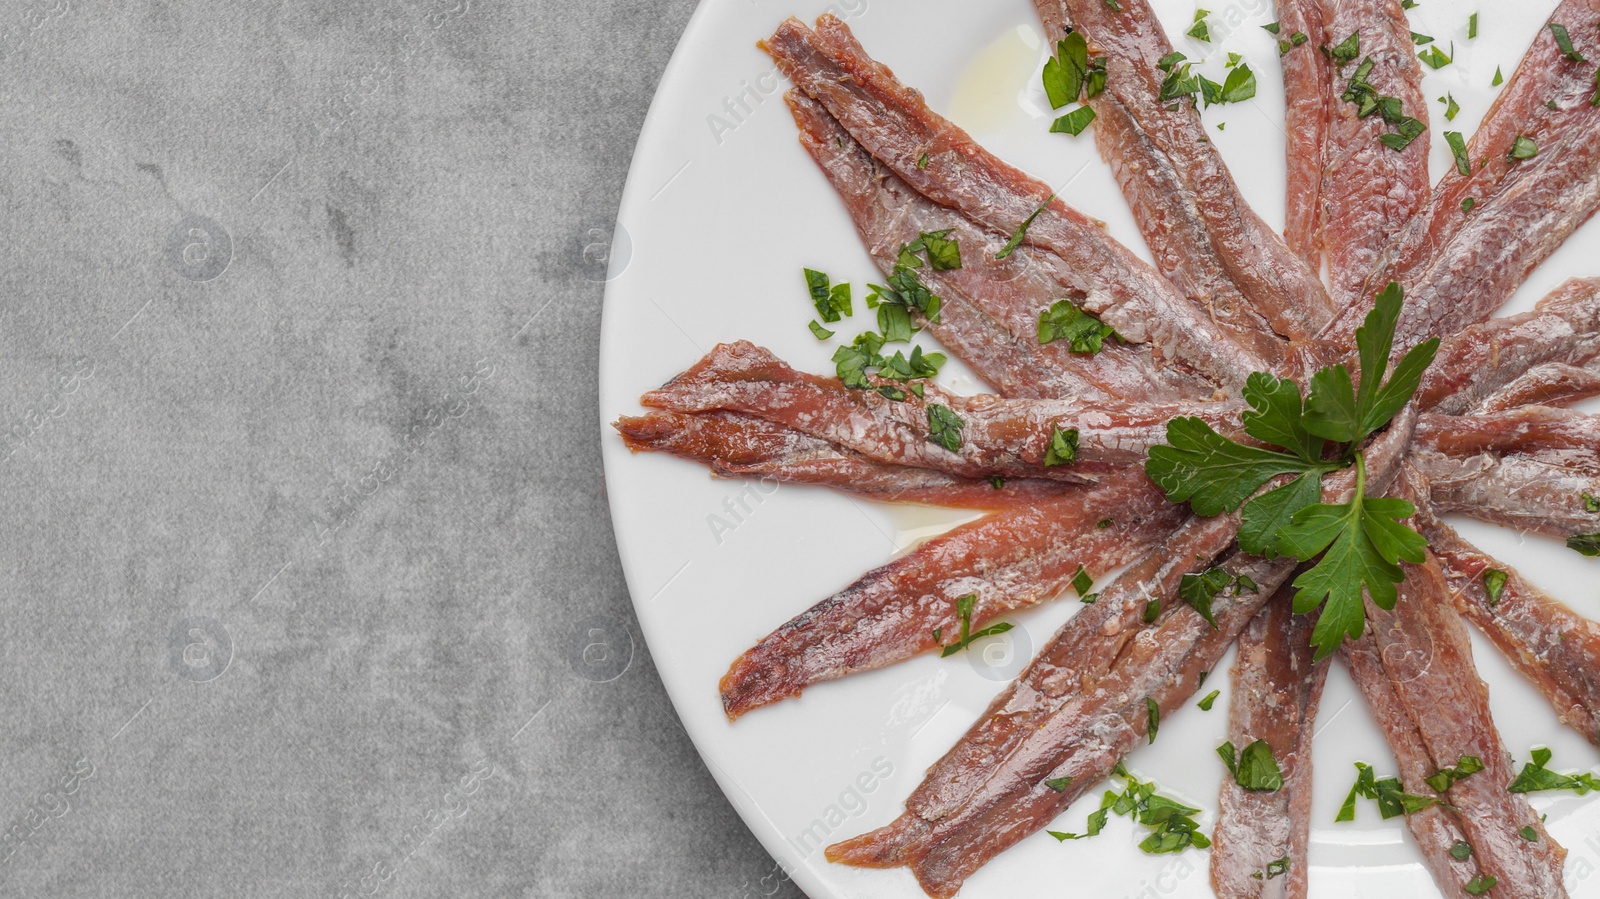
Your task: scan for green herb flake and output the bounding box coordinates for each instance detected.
[1179,567,1234,628]
[1050,105,1098,136]
[1038,299,1118,353]
[1045,776,1073,792]
[1146,697,1160,744]
[1263,21,1280,35]
[916,152,930,169]
[1044,425,1081,467]
[1043,32,1091,109]
[877,384,907,402]
[1329,32,1361,66]
[1440,93,1460,120]
[1424,755,1485,793]
[1412,31,1434,45]
[1198,689,1221,711]
[1551,23,1586,62]
[1462,197,1477,212]
[996,197,1051,260]
[1482,568,1508,606]
[1509,135,1539,160]
[1449,840,1473,860]
[1521,825,1539,841]
[1508,746,1600,794]
[808,321,834,340]
[1468,13,1478,39]
[927,403,965,452]
[1583,491,1600,513]
[1465,875,1498,896]
[1418,44,1452,69]
[1445,131,1471,175]
[1223,739,1285,792]
[937,593,1015,657]
[1569,533,1600,556]
[1143,598,1161,624]
[804,269,853,322]
[1071,565,1095,597]
[1493,66,1504,86]
[1187,9,1210,42]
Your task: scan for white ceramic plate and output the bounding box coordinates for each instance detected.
[598,1,1600,895]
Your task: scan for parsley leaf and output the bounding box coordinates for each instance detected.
[808,321,834,340]
[1071,565,1094,597]
[937,593,1013,657]
[1493,66,1504,86]
[1439,93,1460,120]
[1445,131,1471,175]
[1468,13,1478,39]
[927,403,964,452]
[1044,425,1080,467]
[1509,747,1600,794]
[1583,491,1600,513]
[1281,458,1429,659]
[1179,567,1234,628]
[1045,776,1073,792]
[1146,417,1325,517]
[1465,875,1498,896]
[1240,472,1326,557]
[1482,568,1508,605]
[1418,44,1452,69]
[804,269,853,322]
[1198,689,1220,711]
[1219,739,1284,791]
[1043,32,1090,109]
[997,198,1051,260]
[1568,533,1600,556]
[1449,840,1473,861]
[1329,32,1361,66]
[1509,135,1539,160]
[1424,755,1485,793]
[1551,23,1586,62]
[1219,63,1257,103]
[1146,697,1160,744]
[1337,761,1444,821]
[1038,300,1118,353]
[1187,9,1210,42]
[1050,105,1098,136]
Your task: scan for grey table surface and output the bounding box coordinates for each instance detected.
[0,0,807,895]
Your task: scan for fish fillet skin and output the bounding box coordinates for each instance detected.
[785,89,1216,403]
[826,411,1415,896]
[762,16,1271,387]
[1348,479,1568,898]
[1415,277,1600,414]
[1274,0,1333,266]
[718,468,1185,719]
[1481,361,1600,412]
[642,341,1242,483]
[1420,506,1600,747]
[1210,592,1327,899]
[1416,405,1600,458]
[1314,0,1431,309]
[1033,0,1331,350]
[1414,449,1600,539]
[614,411,1077,512]
[1339,636,1481,891]
[1313,0,1600,362]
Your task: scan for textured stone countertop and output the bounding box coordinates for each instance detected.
[0,0,805,895]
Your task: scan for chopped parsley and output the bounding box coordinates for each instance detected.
[1465,875,1498,896]
[1143,597,1161,623]
[1445,131,1471,175]
[1252,856,1290,880]
[1412,31,1434,45]
[1508,135,1539,160]
[1340,56,1426,151]
[1038,299,1119,353]
[916,152,929,169]
[1278,31,1308,56]
[1198,689,1221,711]
[936,593,1013,657]
[1449,840,1473,861]
[1146,697,1160,744]
[1146,283,1437,659]
[1071,565,1095,597]
[1568,533,1600,556]
[1045,776,1073,792]
[1439,93,1460,121]
[1424,755,1485,793]
[1187,9,1210,42]
[1468,13,1478,40]
[1043,32,1090,109]
[809,321,834,340]
[804,268,853,322]
[1218,739,1284,791]
[1418,43,1452,69]
[1493,66,1504,86]
[1050,106,1098,136]
[1583,491,1600,513]
[1329,32,1361,66]
[900,229,961,271]
[1551,23,1586,62]
[1179,567,1242,628]
[1056,765,1212,854]
[1509,747,1600,794]
[997,197,1052,260]
[1462,197,1477,212]
[1482,568,1508,606]
[927,403,965,452]
[1336,762,1447,821]
[1521,825,1539,841]
[1044,425,1080,467]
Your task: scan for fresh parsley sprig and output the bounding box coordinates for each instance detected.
[1145,283,1440,659]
